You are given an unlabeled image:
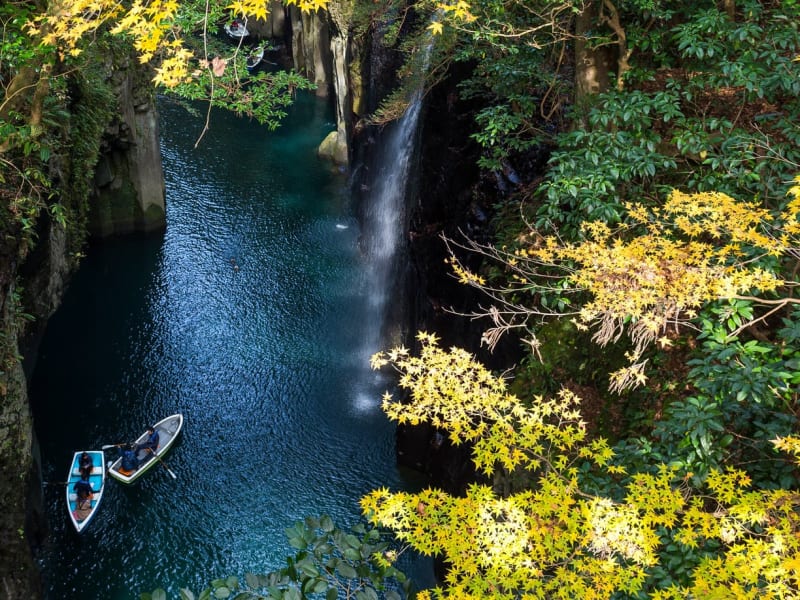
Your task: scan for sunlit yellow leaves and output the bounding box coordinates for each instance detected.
[578,437,615,467]
[482,187,799,391]
[677,497,717,547]
[371,333,510,445]
[33,0,180,83]
[783,175,800,235]
[445,184,800,395]
[437,0,475,23]
[364,336,800,599]
[446,256,486,286]
[608,360,649,394]
[624,469,685,529]
[153,49,195,87]
[585,498,657,565]
[29,0,329,89]
[428,21,444,35]
[772,435,800,464]
[226,0,267,21]
[662,190,777,249]
[31,0,122,53]
[284,0,329,14]
[707,467,752,504]
[372,335,597,477]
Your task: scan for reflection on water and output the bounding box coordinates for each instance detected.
[30,94,432,598]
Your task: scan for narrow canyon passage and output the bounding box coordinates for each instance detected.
[30,93,432,599]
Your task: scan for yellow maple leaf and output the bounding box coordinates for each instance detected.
[428,21,443,35]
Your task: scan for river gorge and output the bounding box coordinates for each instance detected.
[29,94,434,598]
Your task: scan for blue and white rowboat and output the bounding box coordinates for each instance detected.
[66,450,105,532]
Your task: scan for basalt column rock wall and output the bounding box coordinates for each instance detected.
[269,0,363,167]
[1,49,167,600]
[89,50,165,237]
[318,0,358,166]
[0,302,42,599]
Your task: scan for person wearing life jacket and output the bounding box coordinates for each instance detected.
[119,444,139,472]
[73,472,93,497]
[73,485,93,521]
[78,451,93,472]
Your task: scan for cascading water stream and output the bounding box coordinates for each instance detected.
[358,92,425,362]
[358,32,435,363]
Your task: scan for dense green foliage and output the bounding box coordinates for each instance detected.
[0,0,55,251]
[424,0,800,452]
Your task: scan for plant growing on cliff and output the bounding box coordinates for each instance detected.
[363,332,800,599]
[0,283,33,395]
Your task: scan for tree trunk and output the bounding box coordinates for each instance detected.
[722,0,735,20]
[573,1,615,109]
[600,0,631,91]
[0,63,52,153]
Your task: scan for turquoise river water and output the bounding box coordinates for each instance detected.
[30,93,433,598]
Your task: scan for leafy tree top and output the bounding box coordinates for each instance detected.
[364,333,800,599]
[29,0,328,87]
[447,183,800,391]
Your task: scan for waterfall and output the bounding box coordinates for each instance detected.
[357,94,424,366]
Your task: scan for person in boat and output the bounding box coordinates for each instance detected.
[78,451,94,479]
[119,444,139,472]
[136,426,160,455]
[73,487,93,521]
[73,471,94,500]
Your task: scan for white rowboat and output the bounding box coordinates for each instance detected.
[107,414,183,484]
[247,45,265,71]
[224,19,249,39]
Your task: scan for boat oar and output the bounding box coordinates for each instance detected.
[146,448,177,480]
[101,443,124,450]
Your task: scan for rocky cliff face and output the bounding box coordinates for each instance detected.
[89,51,165,237]
[0,47,166,599]
[395,66,511,494]
[320,0,357,167]
[263,0,360,167]
[0,305,42,598]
